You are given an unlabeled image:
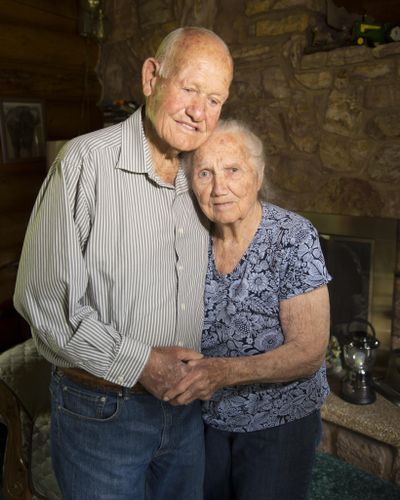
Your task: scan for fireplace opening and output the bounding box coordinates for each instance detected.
[302,211,397,375]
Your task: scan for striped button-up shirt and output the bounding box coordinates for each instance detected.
[14,108,209,387]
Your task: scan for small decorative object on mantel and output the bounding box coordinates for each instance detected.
[305,1,400,53]
[100,100,139,128]
[305,0,358,53]
[0,98,46,164]
[326,335,344,375]
[352,18,400,47]
[341,318,380,405]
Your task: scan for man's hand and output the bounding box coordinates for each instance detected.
[139,346,203,400]
[163,357,230,405]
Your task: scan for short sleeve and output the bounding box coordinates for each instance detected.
[279,219,331,300]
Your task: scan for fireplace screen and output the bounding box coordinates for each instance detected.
[319,234,373,344]
[302,211,396,356]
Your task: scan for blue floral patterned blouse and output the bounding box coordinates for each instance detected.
[201,202,331,432]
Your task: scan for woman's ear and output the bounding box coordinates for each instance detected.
[142,58,160,97]
[257,171,264,191]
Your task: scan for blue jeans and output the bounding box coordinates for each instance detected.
[50,369,205,500]
[204,410,322,500]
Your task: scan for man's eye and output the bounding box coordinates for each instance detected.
[184,87,194,93]
[209,98,220,107]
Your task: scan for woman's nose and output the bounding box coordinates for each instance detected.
[211,174,227,196]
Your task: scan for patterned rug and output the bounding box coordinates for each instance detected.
[310,452,400,500]
[0,424,399,500]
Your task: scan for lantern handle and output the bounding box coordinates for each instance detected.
[347,317,377,340]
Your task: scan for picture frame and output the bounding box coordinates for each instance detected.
[0,98,46,163]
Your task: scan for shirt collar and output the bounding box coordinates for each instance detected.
[115,106,152,174]
[115,106,190,194]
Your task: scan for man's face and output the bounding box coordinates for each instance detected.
[143,37,232,153]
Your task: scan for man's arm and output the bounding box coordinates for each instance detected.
[163,285,330,404]
[14,155,200,393]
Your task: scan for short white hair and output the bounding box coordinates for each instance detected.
[155,27,233,78]
[185,119,265,180]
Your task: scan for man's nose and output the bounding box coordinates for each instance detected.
[186,95,206,122]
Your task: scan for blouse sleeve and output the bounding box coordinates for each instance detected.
[278,218,331,301]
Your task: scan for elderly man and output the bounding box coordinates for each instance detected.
[14,27,233,500]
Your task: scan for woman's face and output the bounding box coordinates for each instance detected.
[191,131,262,226]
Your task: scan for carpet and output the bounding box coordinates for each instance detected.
[1,426,399,500]
[310,452,400,500]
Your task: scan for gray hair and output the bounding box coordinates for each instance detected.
[185,119,265,180]
[155,27,233,78]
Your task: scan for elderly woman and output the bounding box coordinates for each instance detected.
[165,119,331,500]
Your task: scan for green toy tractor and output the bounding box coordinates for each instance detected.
[353,21,400,46]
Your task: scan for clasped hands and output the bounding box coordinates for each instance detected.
[139,346,228,405]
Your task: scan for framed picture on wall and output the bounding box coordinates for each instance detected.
[0,99,46,163]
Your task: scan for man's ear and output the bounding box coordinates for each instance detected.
[142,58,160,97]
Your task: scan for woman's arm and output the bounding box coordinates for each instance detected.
[164,285,330,404]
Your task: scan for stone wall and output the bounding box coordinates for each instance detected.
[97,0,400,348]
[98,0,400,220]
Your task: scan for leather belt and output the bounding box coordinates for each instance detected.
[58,367,148,394]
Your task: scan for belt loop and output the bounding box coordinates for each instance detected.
[52,365,62,381]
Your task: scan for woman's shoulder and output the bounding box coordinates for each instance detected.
[263,202,315,232]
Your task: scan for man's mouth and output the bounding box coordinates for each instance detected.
[176,120,199,132]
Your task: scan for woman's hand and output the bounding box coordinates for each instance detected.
[139,346,203,400]
[163,357,231,405]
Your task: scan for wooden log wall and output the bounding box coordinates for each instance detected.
[0,0,102,333]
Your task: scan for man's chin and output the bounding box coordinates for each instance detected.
[174,136,209,153]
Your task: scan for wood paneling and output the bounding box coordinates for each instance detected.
[0,0,102,309]
[0,0,77,31]
[0,24,98,68]
[0,61,100,101]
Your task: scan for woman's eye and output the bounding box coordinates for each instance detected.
[198,170,210,178]
[228,167,240,174]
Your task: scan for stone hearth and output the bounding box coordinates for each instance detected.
[320,376,400,485]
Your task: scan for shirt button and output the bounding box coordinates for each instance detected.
[177,264,183,271]
[178,227,184,235]
[116,376,124,385]
[177,341,184,347]
[181,303,186,311]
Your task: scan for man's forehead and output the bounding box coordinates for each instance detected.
[172,54,232,91]
[173,36,232,70]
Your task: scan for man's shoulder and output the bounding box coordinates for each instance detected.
[60,109,141,162]
[61,122,124,164]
